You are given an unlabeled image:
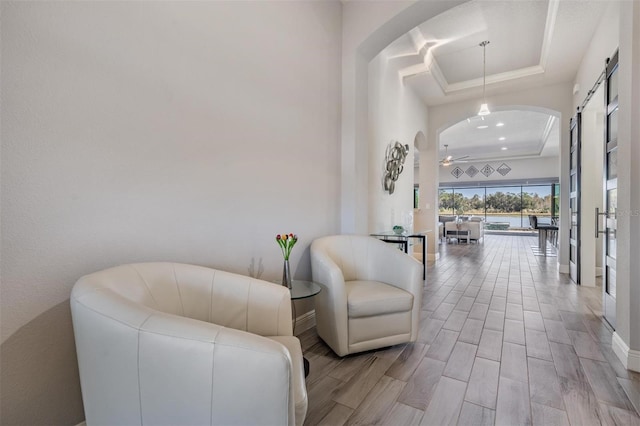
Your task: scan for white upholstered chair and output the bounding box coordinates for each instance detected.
[444,220,484,243]
[70,262,307,426]
[465,219,485,243]
[310,235,422,356]
[444,221,468,243]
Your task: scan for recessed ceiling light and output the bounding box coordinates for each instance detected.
[496,122,505,127]
[499,137,506,140]
[501,147,508,150]
[477,125,488,129]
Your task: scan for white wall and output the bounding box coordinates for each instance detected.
[368,52,428,233]
[580,84,605,287]
[0,1,342,423]
[439,156,558,185]
[573,1,620,109]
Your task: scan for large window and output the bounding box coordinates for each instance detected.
[523,185,553,224]
[486,186,523,227]
[456,188,485,216]
[439,184,558,230]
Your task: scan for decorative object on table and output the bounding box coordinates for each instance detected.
[276,233,298,289]
[383,141,409,194]
[392,225,405,235]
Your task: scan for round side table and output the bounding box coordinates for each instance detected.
[290,279,321,301]
[287,280,321,377]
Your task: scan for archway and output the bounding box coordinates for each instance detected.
[340,0,469,236]
[435,106,562,244]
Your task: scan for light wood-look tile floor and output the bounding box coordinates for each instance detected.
[300,235,640,426]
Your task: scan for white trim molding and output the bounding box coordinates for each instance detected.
[558,263,569,274]
[294,310,316,336]
[428,253,440,261]
[612,332,640,372]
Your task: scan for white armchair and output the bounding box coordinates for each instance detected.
[310,235,422,356]
[465,219,485,243]
[445,221,468,243]
[71,262,307,426]
[445,220,484,243]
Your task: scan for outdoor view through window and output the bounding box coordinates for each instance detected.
[439,184,559,230]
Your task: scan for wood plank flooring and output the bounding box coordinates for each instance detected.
[300,235,640,426]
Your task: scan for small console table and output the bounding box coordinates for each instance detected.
[288,280,321,377]
[445,227,470,244]
[369,230,430,279]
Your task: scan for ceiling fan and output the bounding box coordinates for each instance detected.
[440,144,469,167]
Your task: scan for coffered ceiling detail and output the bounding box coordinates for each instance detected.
[385,0,608,106]
[394,0,610,164]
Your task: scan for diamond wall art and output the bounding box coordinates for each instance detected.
[451,166,464,179]
[465,165,479,177]
[481,164,495,177]
[497,163,512,176]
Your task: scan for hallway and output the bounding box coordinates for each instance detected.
[300,234,640,425]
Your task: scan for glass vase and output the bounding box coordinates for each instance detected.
[282,259,292,289]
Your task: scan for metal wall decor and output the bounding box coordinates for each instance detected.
[383,141,409,194]
[481,164,495,177]
[465,165,479,177]
[451,166,464,179]
[446,162,512,179]
[497,163,512,176]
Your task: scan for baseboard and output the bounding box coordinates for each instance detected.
[75,422,86,426]
[294,310,316,336]
[596,267,603,277]
[559,264,569,274]
[612,332,640,372]
[427,253,440,261]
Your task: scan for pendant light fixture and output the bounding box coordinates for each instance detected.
[478,40,491,116]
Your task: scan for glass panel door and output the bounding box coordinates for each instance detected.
[603,50,618,328]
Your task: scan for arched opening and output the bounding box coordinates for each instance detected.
[340,1,469,237]
[340,0,640,382]
[435,107,562,247]
[343,0,569,263]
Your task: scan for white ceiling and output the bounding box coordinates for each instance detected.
[439,110,559,164]
[382,0,609,164]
